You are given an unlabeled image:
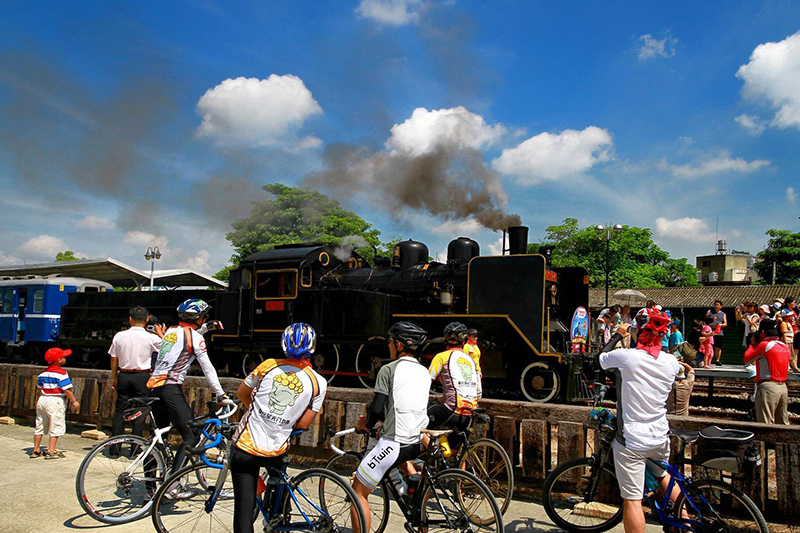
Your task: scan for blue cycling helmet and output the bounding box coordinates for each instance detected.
[177,299,211,321]
[281,323,317,359]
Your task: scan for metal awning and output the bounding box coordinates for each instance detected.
[0,258,227,289]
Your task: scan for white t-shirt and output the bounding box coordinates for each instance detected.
[599,347,680,451]
[108,326,161,371]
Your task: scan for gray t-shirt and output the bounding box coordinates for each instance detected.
[374,356,431,444]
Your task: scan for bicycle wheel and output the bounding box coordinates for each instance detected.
[76,435,167,524]
[281,467,366,533]
[151,462,235,533]
[673,478,769,533]
[457,438,514,515]
[419,468,503,532]
[542,456,623,533]
[325,452,390,533]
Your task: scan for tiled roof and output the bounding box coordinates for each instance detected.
[589,285,800,309]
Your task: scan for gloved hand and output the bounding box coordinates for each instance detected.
[216,393,235,406]
[197,320,224,336]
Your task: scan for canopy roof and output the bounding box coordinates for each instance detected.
[0,258,227,289]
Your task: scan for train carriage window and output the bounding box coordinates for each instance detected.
[0,290,9,313]
[300,265,313,288]
[254,269,298,299]
[33,289,44,313]
[84,286,100,292]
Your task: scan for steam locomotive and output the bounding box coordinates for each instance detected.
[7,226,592,403]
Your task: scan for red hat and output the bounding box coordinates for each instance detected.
[635,309,671,357]
[44,347,72,364]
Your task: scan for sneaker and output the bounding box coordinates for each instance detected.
[165,487,198,500]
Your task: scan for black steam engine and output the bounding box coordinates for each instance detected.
[47,226,590,402]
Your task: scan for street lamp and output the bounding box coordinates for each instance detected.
[144,246,162,291]
[595,223,623,307]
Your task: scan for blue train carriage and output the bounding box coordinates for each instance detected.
[0,275,113,363]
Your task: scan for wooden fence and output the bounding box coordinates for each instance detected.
[2,364,798,519]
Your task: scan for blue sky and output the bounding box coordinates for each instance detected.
[1,1,799,275]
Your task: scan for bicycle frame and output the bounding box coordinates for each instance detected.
[254,465,328,531]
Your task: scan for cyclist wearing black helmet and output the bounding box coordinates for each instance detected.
[147,298,231,473]
[352,321,431,532]
[427,322,481,452]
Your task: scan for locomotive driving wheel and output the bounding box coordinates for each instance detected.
[355,337,390,389]
[519,361,560,403]
[313,344,341,385]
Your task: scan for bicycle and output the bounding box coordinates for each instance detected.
[75,396,237,524]
[542,384,769,533]
[327,426,503,533]
[151,421,367,533]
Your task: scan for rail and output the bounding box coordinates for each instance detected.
[1,364,798,519]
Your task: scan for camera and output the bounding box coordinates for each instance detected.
[145,314,159,332]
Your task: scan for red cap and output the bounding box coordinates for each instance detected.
[44,347,72,364]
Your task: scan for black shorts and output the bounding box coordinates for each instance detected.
[427,403,470,432]
[794,334,799,350]
[713,335,724,348]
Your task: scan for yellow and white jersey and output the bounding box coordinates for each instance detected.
[233,358,326,457]
[429,349,481,415]
[147,325,224,396]
[463,342,482,374]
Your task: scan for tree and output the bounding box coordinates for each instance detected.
[55,250,83,262]
[529,219,699,288]
[753,229,800,285]
[224,183,384,269]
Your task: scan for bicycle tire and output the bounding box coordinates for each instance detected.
[457,438,514,515]
[151,461,235,533]
[278,467,367,533]
[324,451,390,533]
[75,434,167,524]
[542,456,623,533]
[673,478,769,533]
[418,468,503,532]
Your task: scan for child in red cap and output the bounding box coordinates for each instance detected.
[31,347,80,459]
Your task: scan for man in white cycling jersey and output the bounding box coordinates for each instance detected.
[147,298,230,473]
[351,321,431,532]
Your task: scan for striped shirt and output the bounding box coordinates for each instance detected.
[37,366,73,396]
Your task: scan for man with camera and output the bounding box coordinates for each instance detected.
[744,318,790,425]
[108,306,164,441]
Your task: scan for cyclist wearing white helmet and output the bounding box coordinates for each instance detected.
[230,323,327,533]
[352,321,431,532]
[147,298,230,473]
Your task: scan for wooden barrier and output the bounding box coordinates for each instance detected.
[2,364,799,518]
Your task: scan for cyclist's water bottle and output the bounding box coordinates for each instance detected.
[406,473,421,499]
[388,468,407,496]
[439,435,452,457]
[265,473,281,512]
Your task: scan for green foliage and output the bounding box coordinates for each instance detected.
[226,183,383,264]
[214,265,236,282]
[55,250,83,262]
[531,219,699,288]
[754,229,800,285]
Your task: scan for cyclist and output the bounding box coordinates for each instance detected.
[352,321,431,532]
[597,308,681,533]
[462,327,482,377]
[427,322,482,454]
[147,299,230,474]
[230,322,326,533]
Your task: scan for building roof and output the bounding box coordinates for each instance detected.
[590,285,800,309]
[0,258,227,289]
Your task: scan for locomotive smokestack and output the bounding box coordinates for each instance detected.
[507,226,529,255]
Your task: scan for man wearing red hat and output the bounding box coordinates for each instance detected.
[31,347,80,459]
[598,309,681,533]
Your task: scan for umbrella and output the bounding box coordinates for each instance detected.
[612,289,648,305]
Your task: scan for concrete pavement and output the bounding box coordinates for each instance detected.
[0,421,649,533]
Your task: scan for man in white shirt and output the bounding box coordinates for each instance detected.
[598,308,680,533]
[108,306,163,440]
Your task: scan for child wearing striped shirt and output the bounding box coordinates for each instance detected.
[31,347,80,459]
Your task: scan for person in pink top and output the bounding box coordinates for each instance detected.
[700,318,715,368]
[743,319,791,425]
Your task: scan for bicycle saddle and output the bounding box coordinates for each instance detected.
[126,396,160,407]
[669,429,700,443]
[422,429,452,437]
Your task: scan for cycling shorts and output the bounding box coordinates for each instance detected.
[355,437,420,491]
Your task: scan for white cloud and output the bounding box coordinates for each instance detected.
[18,235,68,260]
[637,33,677,61]
[492,126,613,185]
[183,250,211,273]
[734,114,768,135]
[356,0,424,26]
[430,218,485,236]
[76,215,115,231]
[655,217,714,241]
[736,31,800,131]
[667,151,770,178]
[124,231,169,253]
[487,235,504,255]
[788,186,797,204]
[387,107,506,157]
[195,75,323,149]
[0,251,22,265]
